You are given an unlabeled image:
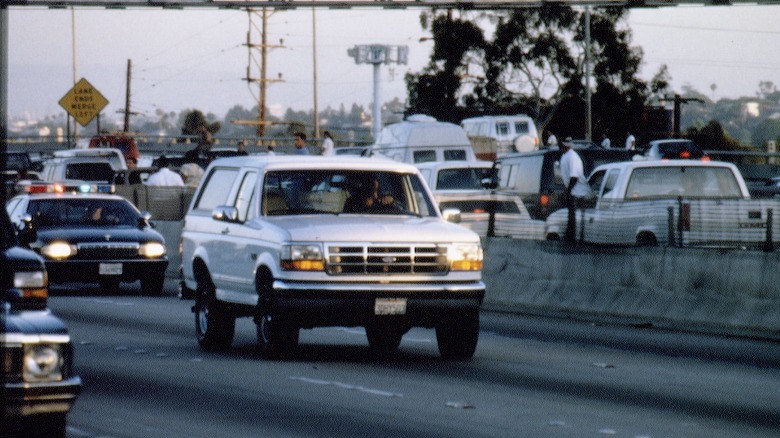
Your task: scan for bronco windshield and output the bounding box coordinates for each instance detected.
[262,170,438,217]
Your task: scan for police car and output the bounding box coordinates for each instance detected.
[5,182,168,294]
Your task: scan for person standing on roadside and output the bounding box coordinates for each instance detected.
[146,155,184,187]
[321,131,335,156]
[625,131,636,150]
[294,132,310,155]
[546,130,558,148]
[560,138,594,242]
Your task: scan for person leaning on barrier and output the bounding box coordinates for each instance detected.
[146,155,184,187]
[560,138,594,242]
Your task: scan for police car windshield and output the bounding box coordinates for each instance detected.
[28,199,138,227]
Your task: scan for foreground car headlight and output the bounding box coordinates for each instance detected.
[14,270,48,299]
[449,243,483,271]
[23,344,64,382]
[139,242,166,258]
[281,244,324,271]
[41,242,77,260]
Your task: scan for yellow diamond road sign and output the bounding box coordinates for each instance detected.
[58,78,109,127]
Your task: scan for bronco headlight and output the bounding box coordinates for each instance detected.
[41,242,77,260]
[449,243,483,271]
[23,344,64,382]
[139,242,166,258]
[281,244,324,271]
[14,270,48,299]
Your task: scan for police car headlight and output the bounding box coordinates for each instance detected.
[449,243,483,271]
[139,242,166,258]
[281,244,324,271]
[23,344,64,382]
[14,270,48,299]
[41,242,77,260]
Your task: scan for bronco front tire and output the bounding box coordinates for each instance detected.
[194,279,235,351]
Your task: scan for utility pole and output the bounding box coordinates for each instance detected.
[124,59,131,132]
[312,7,319,139]
[244,8,283,137]
[668,94,704,137]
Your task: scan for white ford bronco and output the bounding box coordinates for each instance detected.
[180,155,485,359]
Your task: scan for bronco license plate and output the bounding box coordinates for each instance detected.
[374,298,407,315]
[99,263,123,275]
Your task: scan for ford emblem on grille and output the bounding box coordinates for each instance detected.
[382,256,396,263]
[104,234,111,241]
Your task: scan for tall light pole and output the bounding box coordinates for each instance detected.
[584,5,592,141]
[347,45,408,142]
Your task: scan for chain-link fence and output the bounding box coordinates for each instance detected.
[114,185,195,221]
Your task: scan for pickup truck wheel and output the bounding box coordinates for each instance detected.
[636,232,659,247]
[366,323,404,354]
[194,280,235,352]
[436,311,479,360]
[141,274,165,295]
[256,313,299,358]
[255,274,298,358]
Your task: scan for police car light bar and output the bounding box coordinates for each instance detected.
[21,182,116,194]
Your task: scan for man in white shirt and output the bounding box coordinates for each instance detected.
[146,155,184,187]
[321,131,335,156]
[625,132,636,150]
[560,139,594,242]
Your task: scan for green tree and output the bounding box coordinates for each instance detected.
[406,6,656,143]
[179,109,221,137]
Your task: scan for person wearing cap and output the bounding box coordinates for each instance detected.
[560,138,594,242]
[146,155,184,186]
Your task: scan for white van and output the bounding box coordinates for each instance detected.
[461,115,539,155]
[369,114,478,164]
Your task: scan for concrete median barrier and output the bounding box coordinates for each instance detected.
[482,238,780,340]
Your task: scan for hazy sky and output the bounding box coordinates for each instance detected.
[7,4,780,123]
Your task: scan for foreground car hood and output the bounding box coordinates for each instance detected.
[266,215,480,243]
[35,226,164,244]
[4,310,69,337]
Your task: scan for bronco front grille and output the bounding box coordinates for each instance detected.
[325,244,448,275]
[76,242,140,259]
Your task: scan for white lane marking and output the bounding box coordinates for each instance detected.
[290,376,403,398]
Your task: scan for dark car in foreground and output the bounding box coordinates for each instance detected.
[1,206,82,437]
[6,182,168,293]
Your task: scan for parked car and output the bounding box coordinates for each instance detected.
[543,160,780,248]
[436,191,545,240]
[633,138,708,161]
[415,160,495,192]
[6,182,168,293]
[494,146,634,220]
[180,155,485,359]
[1,207,82,436]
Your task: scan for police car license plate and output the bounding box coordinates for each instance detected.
[374,298,407,315]
[99,263,123,275]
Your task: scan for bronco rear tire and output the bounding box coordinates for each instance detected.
[194,278,235,352]
[436,311,479,360]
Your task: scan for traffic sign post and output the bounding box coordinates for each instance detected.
[58,78,109,127]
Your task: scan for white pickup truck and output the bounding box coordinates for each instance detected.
[544,160,780,248]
